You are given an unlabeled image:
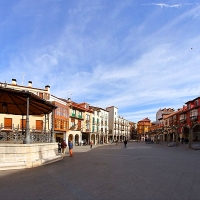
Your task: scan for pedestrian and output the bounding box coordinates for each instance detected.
[68,140,73,157]
[181,137,184,144]
[116,139,118,145]
[90,140,93,149]
[124,139,127,148]
[58,140,61,153]
[61,140,67,157]
[185,137,189,144]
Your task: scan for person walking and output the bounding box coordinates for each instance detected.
[68,140,73,157]
[90,140,93,149]
[124,139,127,148]
[61,140,67,157]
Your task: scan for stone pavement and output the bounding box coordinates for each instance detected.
[0,141,200,200]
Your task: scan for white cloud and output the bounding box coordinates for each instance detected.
[1,0,200,123]
[151,3,182,8]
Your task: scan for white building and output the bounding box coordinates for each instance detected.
[90,106,109,144]
[106,106,131,141]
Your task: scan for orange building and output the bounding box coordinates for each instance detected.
[137,117,151,141]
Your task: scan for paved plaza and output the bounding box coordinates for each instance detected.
[0,142,200,200]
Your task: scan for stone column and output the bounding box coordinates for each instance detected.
[189,128,193,148]
[175,128,178,146]
[51,109,55,142]
[23,96,31,144]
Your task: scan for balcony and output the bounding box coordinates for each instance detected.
[190,116,198,121]
[77,127,82,131]
[71,114,84,120]
[70,126,76,130]
[179,119,186,123]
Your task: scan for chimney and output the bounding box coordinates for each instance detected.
[12,79,17,85]
[28,81,32,87]
[45,85,50,93]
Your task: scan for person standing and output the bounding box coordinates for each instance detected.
[68,140,73,157]
[61,140,67,157]
[58,140,61,153]
[124,139,127,148]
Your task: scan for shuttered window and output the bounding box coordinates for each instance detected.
[4,118,12,129]
[20,119,26,129]
[36,120,43,130]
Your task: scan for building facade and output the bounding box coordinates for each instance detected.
[137,117,151,141]
[106,106,131,142]
[0,79,54,142]
[90,106,109,144]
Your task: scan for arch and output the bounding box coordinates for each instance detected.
[96,134,100,144]
[91,134,95,144]
[182,126,189,139]
[192,124,200,142]
[68,134,73,142]
[75,134,79,145]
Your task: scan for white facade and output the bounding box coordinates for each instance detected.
[90,106,109,144]
[106,106,131,141]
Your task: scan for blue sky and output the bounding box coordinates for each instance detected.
[1,0,200,123]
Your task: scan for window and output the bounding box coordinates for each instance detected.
[180,114,186,120]
[39,92,43,99]
[4,118,12,129]
[78,111,82,118]
[20,119,26,130]
[71,121,75,127]
[92,126,95,132]
[196,100,198,106]
[190,109,198,117]
[36,120,43,130]
[78,120,81,129]
[86,124,90,130]
[72,109,76,117]
[86,114,90,120]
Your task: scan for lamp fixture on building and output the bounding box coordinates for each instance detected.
[2,102,8,111]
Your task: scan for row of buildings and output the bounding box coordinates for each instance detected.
[0,79,135,145]
[136,99,200,146]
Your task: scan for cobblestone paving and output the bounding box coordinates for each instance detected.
[0,142,200,200]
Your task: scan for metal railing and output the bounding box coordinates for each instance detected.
[0,129,52,143]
